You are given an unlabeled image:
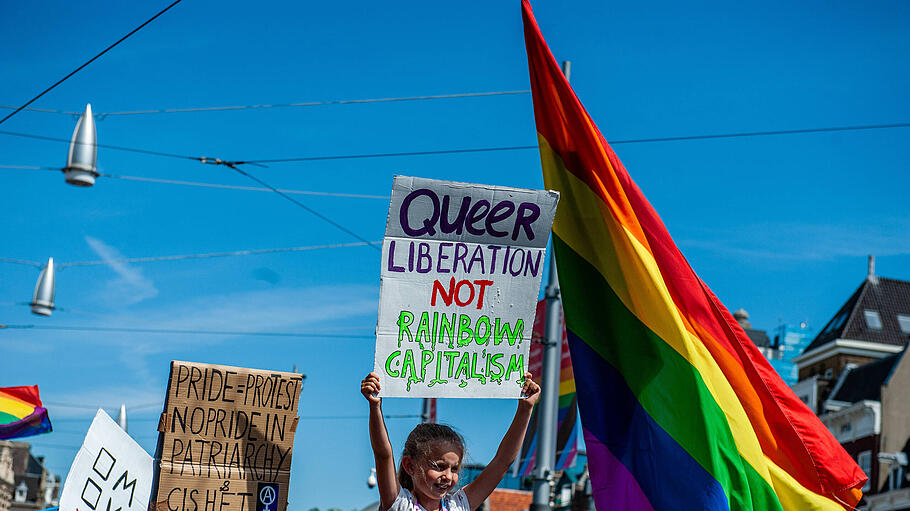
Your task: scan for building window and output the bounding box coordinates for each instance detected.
[898,314,910,335]
[858,451,872,491]
[14,481,27,503]
[864,310,883,330]
[841,423,852,434]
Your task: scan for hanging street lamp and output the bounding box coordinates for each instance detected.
[63,104,98,187]
[30,258,55,316]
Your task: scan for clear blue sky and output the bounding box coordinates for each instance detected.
[1,1,909,510]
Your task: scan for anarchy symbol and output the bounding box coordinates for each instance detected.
[259,486,277,511]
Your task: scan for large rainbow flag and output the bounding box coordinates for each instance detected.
[521,2,867,509]
[0,386,52,440]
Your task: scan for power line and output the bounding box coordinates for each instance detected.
[0,0,184,126]
[608,121,910,144]
[41,400,161,410]
[0,166,390,199]
[19,444,81,450]
[56,240,378,267]
[0,129,199,161]
[224,163,381,251]
[241,145,537,164]
[0,241,377,270]
[98,173,389,199]
[1,301,377,334]
[240,121,910,164]
[0,257,43,267]
[1,120,907,168]
[0,90,530,118]
[298,414,422,421]
[0,164,53,170]
[0,324,374,339]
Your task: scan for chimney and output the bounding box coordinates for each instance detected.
[733,309,752,329]
[868,255,878,283]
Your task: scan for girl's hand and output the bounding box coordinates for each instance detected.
[520,372,540,408]
[361,372,382,405]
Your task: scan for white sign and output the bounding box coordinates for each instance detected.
[374,176,559,398]
[59,410,153,511]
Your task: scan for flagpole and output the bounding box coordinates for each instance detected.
[530,60,570,511]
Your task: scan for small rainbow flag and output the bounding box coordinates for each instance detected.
[0,386,52,440]
[522,1,866,509]
[515,299,578,477]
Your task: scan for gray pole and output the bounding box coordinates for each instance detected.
[530,59,570,511]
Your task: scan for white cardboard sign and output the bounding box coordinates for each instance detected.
[59,409,154,511]
[374,176,559,398]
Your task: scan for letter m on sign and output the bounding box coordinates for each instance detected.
[112,471,138,507]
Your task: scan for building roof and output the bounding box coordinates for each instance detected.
[804,276,910,353]
[829,352,901,403]
[744,328,771,348]
[732,308,772,348]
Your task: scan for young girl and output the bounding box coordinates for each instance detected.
[360,372,540,511]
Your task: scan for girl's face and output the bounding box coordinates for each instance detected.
[405,442,462,503]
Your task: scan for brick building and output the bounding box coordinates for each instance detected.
[0,442,59,511]
[790,259,910,509]
[0,444,14,511]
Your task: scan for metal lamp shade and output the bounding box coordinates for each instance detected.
[30,258,55,316]
[64,104,98,186]
[117,404,128,432]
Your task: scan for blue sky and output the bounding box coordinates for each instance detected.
[1,1,909,509]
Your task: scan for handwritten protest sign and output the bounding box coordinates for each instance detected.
[154,361,302,511]
[375,176,559,398]
[59,409,153,511]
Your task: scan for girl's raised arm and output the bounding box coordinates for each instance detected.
[463,373,540,509]
[362,372,400,510]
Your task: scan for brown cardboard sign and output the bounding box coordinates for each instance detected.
[155,361,302,511]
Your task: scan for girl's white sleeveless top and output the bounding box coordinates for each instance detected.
[385,488,470,511]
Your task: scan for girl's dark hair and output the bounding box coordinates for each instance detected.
[398,423,465,491]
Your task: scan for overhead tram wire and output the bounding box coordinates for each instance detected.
[0,0,184,127]
[222,162,381,251]
[239,145,538,165]
[1,121,909,167]
[0,129,199,162]
[0,90,531,118]
[0,166,388,199]
[97,173,389,199]
[0,158,381,246]
[0,324,374,339]
[239,121,910,164]
[0,257,43,267]
[56,240,378,268]
[0,164,55,170]
[0,241,378,270]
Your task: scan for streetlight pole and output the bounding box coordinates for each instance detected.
[530,59,570,511]
[421,398,436,423]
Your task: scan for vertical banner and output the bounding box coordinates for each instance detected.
[59,410,153,511]
[374,176,559,398]
[155,361,303,511]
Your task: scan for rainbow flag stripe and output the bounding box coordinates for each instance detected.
[0,386,52,440]
[521,2,866,509]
